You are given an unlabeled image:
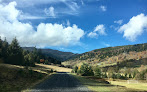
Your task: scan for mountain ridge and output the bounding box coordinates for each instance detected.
[62,43,147,67]
[22,47,78,61]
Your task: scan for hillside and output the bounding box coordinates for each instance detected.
[22,47,77,61]
[62,43,147,67]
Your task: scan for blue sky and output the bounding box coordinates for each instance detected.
[0,0,147,53]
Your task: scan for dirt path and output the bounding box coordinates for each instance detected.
[28,72,92,92]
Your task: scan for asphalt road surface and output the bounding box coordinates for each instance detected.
[29,72,92,92]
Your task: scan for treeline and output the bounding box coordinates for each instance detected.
[0,37,60,66]
[72,63,147,80]
[70,43,147,61]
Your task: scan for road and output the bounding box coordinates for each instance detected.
[29,72,92,92]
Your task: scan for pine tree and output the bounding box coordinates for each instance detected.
[2,37,9,59]
[7,37,24,65]
[0,36,2,58]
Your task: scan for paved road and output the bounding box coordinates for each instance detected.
[29,72,92,92]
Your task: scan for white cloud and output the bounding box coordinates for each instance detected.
[81,0,84,5]
[100,5,107,11]
[88,24,106,38]
[64,2,79,11]
[118,13,147,42]
[66,20,70,26]
[1,0,67,7]
[87,32,98,38]
[103,43,110,47]
[94,24,106,35]
[114,20,123,25]
[44,6,55,17]
[0,1,85,47]
[19,14,47,20]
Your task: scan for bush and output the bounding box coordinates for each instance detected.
[77,63,94,76]
[102,72,107,78]
[129,73,132,78]
[116,73,121,79]
[94,66,101,78]
[73,66,78,73]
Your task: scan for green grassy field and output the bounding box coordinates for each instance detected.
[109,80,147,91]
[72,73,145,92]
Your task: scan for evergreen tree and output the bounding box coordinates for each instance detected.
[2,38,9,59]
[7,37,24,65]
[124,73,128,79]
[0,37,2,58]
[129,73,132,78]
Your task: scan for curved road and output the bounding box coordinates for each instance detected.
[29,72,92,92]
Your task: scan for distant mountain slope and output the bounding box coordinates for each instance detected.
[22,47,77,61]
[62,43,147,67]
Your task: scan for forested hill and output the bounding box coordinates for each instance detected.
[22,47,77,61]
[63,43,147,67]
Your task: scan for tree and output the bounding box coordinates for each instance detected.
[103,72,108,78]
[73,66,78,73]
[77,63,94,76]
[129,73,132,78]
[94,66,101,78]
[24,53,35,67]
[116,73,121,79]
[2,38,9,60]
[0,37,2,58]
[132,69,139,78]
[124,73,128,79]
[45,60,49,64]
[7,37,24,65]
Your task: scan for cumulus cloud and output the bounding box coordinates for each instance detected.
[118,13,147,42]
[0,1,85,47]
[100,5,107,11]
[114,20,123,25]
[44,6,55,17]
[87,24,106,38]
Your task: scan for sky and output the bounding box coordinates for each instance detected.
[0,0,147,53]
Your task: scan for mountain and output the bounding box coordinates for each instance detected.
[62,43,147,67]
[22,47,78,61]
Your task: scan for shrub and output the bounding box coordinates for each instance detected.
[73,66,78,73]
[116,73,121,79]
[77,63,94,76]
[94,66,101,78]
[129,73,132,78]
[102,72,108,78]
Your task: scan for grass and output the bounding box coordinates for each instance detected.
[109,80,147,91]
[36,63,72,72]
[0,63,52,92]
[72,73,144,92]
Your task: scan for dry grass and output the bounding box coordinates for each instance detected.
[36,63,72,72]
[0,63,48,92]
[109,80,147,91]
[72,73,144,92]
